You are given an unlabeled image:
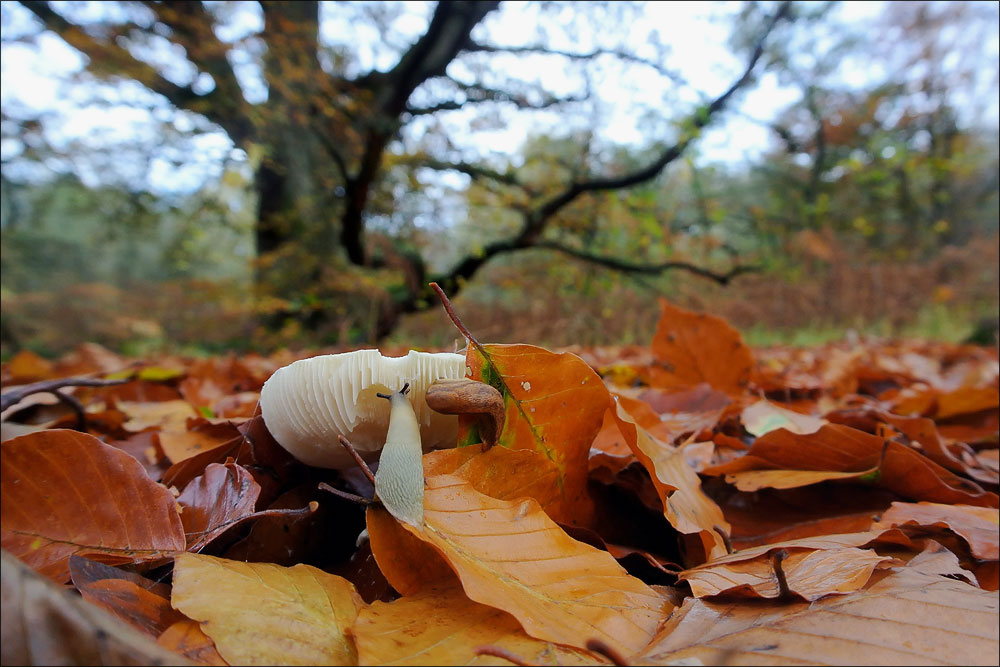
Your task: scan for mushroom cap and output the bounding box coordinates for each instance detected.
[259,349,466,469]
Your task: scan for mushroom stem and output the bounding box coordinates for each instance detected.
[337,434,376,486]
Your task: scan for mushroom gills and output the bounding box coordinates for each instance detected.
[373,385,424,526]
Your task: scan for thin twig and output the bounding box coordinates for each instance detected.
[428,282,489,361]
[714,524,734,555]
[188,502,318,553]
[771,548,792,599]
[338,434,376,486]
[318,482,372,506]
[1,376,130,413]
[52,389,87,430]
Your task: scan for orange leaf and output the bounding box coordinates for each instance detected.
[1,430,186,582]
[703,424,999,507]
[366,504,456,596]
[463,344,609,524]
[70,555,183,638]
[645,299,753,395]
[423,445,562,512]
[382,473,668,657]
[157,620,228,666]
[611,397,730,562]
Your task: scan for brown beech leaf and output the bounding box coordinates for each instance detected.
[611,397,730,562]
[423,445,562,513]
[170,553,364,666]
[1,549,192,666]
[352,584,609,666]
[1,430,186,582]
[872,501,999,561]
[159,419,244,465]
[177,461,261,550]
[637,543,999,666]
[366,504,457,595]
[375,473,668,658]
[826,407,998,485]
[644,299,754,396]
[936,386,1000,419]
[711,483,898,550]
[462,343,609,525]
[678,546,896,601]
[69,556,184,638]
[157,620,228,666]
[702,423,999,507]
[118,399,198,433]
[637,383,732,442]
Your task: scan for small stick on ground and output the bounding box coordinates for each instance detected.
[1,376,130,413]
[318,482,373,506]
[338,434,376,486]
[429,282,489,360]
[771,548,792,599]
[714,524,734,555]
[52,389,88,430]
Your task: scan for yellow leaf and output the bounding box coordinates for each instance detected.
[171,553,363,666]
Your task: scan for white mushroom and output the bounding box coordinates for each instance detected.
[259,349,466,469]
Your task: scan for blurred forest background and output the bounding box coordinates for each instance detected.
[1,0,998,358]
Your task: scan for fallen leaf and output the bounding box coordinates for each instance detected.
[679,546,896,600]
[69,555,183,638]
[611,396,730,562]
[177,461,261,550]
[423,445,562,514]
[351,584,608,666]
[376,473,668,658]
[1,549,191,666]
[742,399,826,436]
[119,399,198,433]
[157,620,228,666]
[644,299,754,395]
[872,501,999,560]
[1,430,186,582]
[638,544,999,665]
[170,553,364,666]
[159,419,244,465]
[702,424,999,507]
[462,343,609,524]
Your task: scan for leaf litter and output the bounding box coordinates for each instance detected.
[1,296,997,665]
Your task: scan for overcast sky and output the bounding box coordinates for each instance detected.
[1,1,996,196]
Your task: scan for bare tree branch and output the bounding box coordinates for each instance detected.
[417,158,523,187]
[340,1,500,266]
[532,241,762,285]
[464,41,688,86]
[417,0,792,312]
[408,77,587,115]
